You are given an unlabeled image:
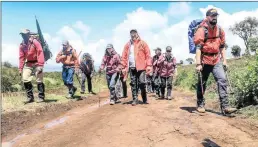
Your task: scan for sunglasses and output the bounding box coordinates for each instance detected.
[166,50,171,52]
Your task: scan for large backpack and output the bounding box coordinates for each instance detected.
[188,19,221,54]
[30,34,52,63]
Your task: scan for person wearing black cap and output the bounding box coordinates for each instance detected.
[118,29,152,106]
[156,46,177,100]
[152,47,162,98]
[194,8,237,115]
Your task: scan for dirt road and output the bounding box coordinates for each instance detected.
[3,90,258,147]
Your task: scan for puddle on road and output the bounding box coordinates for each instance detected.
[2,99,110,147]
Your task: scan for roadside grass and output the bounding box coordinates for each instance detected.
[2,73,108,113]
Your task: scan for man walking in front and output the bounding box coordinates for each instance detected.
[194,8,237,115]
[56,40,80,99]
[118,29,152,106]
[19,29,46,104]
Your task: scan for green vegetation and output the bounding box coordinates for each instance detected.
[175,54,258,119]
[1,62,108,112]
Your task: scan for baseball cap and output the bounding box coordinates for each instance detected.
[106,44,114,49]
[166,46,172,52]
[130,29,138,33]
[206,8,219,16]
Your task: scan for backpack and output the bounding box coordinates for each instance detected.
[30,34,52,62]
[188,19,221,54]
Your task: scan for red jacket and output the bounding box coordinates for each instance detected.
[56,46,79,68]
[157,54,177,77]
[152,54,162,75]
[19,37,45,72]
[194,19,225,65]
[100,48,120,75]
[120,39,152,71]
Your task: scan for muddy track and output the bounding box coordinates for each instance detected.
[1,91,109,141]
[2,90,258,147]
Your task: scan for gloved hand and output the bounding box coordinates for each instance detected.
[36,66,43,74]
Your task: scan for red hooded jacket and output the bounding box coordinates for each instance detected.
[19,37,45,72]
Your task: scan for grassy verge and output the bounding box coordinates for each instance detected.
[175,55,258,119]
[2,73,108,113]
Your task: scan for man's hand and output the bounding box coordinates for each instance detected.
[196,64,203,73]
[60,54,67,59]
[146,66,152,75]
[98,68,103,74]
[36,66,43,74]
[223,60,228,71]
[19,70,22,76]
[75,68,80,75]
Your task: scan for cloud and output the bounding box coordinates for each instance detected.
[3,4,258,71]
[167,2,191,17]
[2,43,19,66]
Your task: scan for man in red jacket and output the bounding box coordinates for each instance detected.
[194,8,237,115]
[19,29,45,104]
[118,29,152,106]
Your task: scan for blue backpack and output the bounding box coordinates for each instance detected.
[188,19,221,54]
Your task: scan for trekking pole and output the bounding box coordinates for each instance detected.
[224,66,234,94]
[198,72,204,96]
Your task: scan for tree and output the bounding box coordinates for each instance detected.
[225,43,229,50]
[180,60,184,65]
[248,37,258,53]
[2,61,12,68]
[186,58,194,64]
[231,45,241,58]
[229,17,258,55]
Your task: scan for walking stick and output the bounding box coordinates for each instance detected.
[198,72,204,96]
[224,66,234,94]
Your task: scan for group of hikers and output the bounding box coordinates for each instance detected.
[18,8,237,115]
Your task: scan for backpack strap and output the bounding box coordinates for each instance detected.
[203,26,222,43]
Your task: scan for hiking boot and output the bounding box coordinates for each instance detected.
[155,95,160,99]
[197,106,206,113]
[143,100,149,104]
[160,95,165,99]
[37,98,45,103]
[80,91,85,94]
[24,82,35,104]
[24,98,34,104]
[37,83,45,103]
[132,99,138,106]
[222,107,237,114]
[110,99,115,105]
[89,91,96,95]
[66,94,72,99]
[72,87,77,97]
[167,96,172,100]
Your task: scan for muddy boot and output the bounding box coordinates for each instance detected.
[141,87,148,104]
[72,86,77,97]
[24,82,35,104]
[80,91,85,94]
[167,88,172,100]
[110,99,115,105]
[221,107,237,115]
[37,83,45,103]
[132,97,138,106]
[197,106,206,113]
